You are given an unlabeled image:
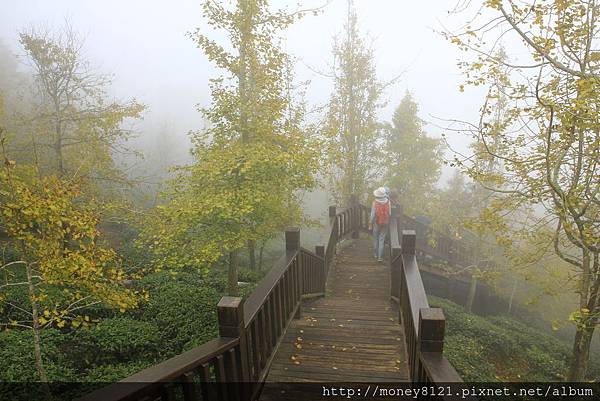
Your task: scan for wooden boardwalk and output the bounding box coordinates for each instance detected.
[80,206,464,401]
[260,238,409,398]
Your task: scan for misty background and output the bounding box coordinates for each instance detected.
[0,0,484,183]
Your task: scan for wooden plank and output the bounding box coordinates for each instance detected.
[258,238,411,394]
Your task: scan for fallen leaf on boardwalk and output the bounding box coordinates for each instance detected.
[294,361,300,365]
[338,324,344,327]
[346,319,352,322]
[396,337,401,341]
[332,366,338,370]
[297,337,303,341]
[284,367,288,370]
[295,344,302,350]
[389,318,394,321]
[330,318,336,322]
[352,346,356,349]
[342,348,347,351]
[332,345,336,349]
[385,306,391,311]
[320,345,325,348]
[291,355,297,360]
[300,330,304,333]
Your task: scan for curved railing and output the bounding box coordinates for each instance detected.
[79,204,361,401]
[388,215,463,383]
[79,198,473,401]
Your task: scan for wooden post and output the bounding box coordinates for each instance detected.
[415,307,446,382]
[390,244,401,302]
[350,194,359,239]
[401,230,416,255]
[285,228,301,319]
[315,244,326,294]
[217,296,250,399]
[328,205,338,255]
[315,244,325,258]
[285,227,300,252]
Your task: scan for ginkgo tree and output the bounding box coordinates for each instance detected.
[383,91,443,215]
[0,127,142,387]
[323,0,390,205]
[447,0,600,380]
[15,23,144,190]
[141,0,319,295]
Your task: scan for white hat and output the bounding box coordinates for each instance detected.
[373,187,386,198]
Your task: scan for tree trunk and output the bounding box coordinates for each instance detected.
[26,263,52,399]
[568,326,594,381]
[507,279,517,315]
[228,251,239,297]
[258,241,265,270]
[247,240,256,270]
[465,274,477,313]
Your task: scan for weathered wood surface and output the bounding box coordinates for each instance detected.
[260,238,409,399]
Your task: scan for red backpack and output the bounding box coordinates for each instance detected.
[374,200,390,225]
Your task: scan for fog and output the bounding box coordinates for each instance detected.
[0,0,485,177]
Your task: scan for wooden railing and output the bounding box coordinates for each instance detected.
[79,204,361,401]
[79,199,473,401]
[358,202,466,385]
[388,214,463,384]
[399,213,476,269]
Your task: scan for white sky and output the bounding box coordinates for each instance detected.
[0,0,488,175]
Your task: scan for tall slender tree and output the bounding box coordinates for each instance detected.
[18,24,144,189]
[142,0,318,295]
[383,91,443,214]
[447,0,600,380]
[323,0,387,205]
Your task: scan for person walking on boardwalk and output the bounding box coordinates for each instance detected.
[369,187,391,262]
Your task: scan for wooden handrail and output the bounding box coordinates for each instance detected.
[78,337,239,401]
[78,199,473,400]
[78,203,363,401]
[243,250,297,324]
[386,215,463,384]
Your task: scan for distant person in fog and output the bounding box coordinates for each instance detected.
[369,187,391,262]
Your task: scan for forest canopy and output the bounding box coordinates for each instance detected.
[0,0,598,398]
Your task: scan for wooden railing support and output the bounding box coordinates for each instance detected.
[286,228,302,319]
[418,308,445,353]
[315,244,325,258]
[350,194,359,239]
[402,229,416,255]
[389,213,402,302]
[315,244,326,293]
[415,308,446,382]
[285,227,300,251]
[217,296,250,400]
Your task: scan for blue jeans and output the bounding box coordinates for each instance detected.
[372,223,388,260]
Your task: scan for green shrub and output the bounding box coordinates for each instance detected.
[238,268,267,283]
[137,271,220,357]
[69,317,161,369]
[0,328,77,382]
[429,295,574,381]
[84,360,153,382]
